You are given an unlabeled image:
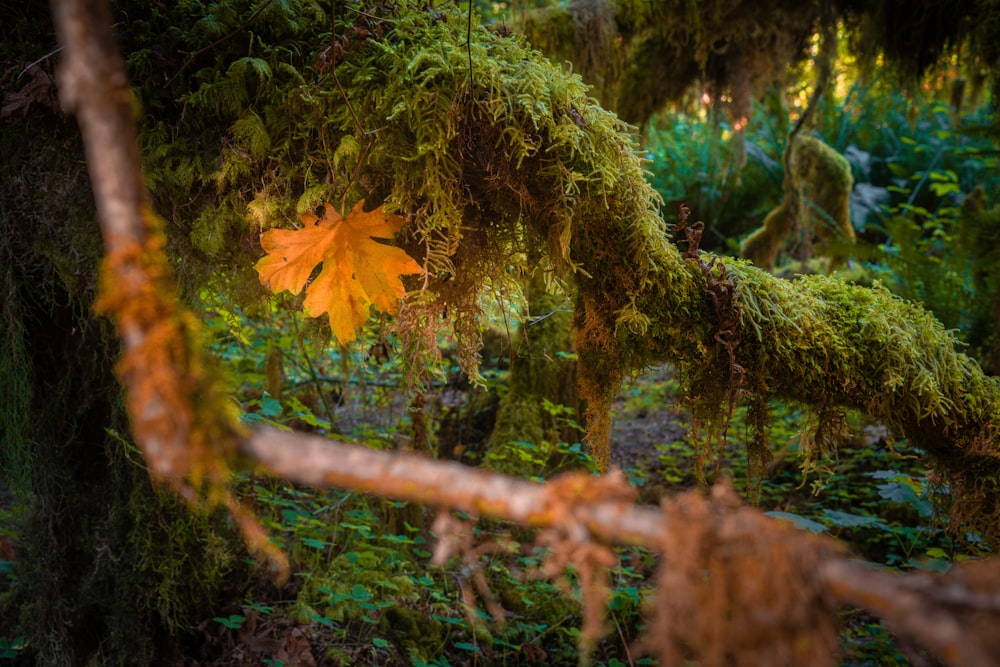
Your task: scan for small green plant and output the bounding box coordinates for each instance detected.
[0,636,26,660]
[212,614,246,630]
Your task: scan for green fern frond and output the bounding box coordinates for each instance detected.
[229,56,272,82]
[230,111,272,160]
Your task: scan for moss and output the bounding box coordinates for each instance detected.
[487,278,580,475]
[344,3,1000,532]
[129,1,1000,538]
[516,0,818,127]
[958,186,1000,373]
[740,134,855,273]
[1,94,249,665]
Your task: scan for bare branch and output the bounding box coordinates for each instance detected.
[820,558,1000,666]
[242,426,1000,667]
[240,426,664,546]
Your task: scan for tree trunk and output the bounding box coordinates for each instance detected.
[486,275,582,475]
[0,17,247,666]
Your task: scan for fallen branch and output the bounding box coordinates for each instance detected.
[241,426,660,544]
[241,427,1000,667]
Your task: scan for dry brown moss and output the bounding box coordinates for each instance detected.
[648,484,843,666]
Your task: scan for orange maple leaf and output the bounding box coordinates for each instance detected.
[255,200,423,344]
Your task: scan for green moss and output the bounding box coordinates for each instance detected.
[958,186,1000,373]
[740,135,855,273]
[132,1,1000,538]
[517,0,818,127]
[1,97,249,664]
[487,279,580,472]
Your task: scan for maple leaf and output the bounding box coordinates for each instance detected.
[255,200,423,343]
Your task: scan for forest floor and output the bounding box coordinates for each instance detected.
[0,360,950,666]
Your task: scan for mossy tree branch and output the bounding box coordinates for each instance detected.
[290,3,1000,535]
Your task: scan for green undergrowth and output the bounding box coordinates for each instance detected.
[198,289,652,665]
[196,286,986,665]
[617,369,989,568]
[218,478,655,666]
[615,368,989,666]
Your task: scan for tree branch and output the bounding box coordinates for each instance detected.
[50,0,288,577]
[241,426,1000,667]
[241,426,663,545]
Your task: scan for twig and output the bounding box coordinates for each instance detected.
[290,313,338,423]
[18,46,64,79]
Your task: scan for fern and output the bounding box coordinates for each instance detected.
[230,111,272,160]
[229,56,273,82]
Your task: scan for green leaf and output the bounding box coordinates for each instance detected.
[454,641,480,652]
[432,613,466,625]
[350,584,372,602]
[258,395,283,418]
[302,537,329,550]
[372,637,391,649]
[876,481,918,504]
[821,509,884,529]
[929,181,961,197]
[244,600,274,614]
[213,614,246,629]
[765,511,829,534]
[310,614,334,628]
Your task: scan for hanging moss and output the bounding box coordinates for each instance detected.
[516,0,821,127]
[302,1,1000,537]
[516,1,1000,131]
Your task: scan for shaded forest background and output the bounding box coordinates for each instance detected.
[3,0,1000,665]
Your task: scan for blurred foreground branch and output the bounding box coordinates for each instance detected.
[243,427,1000,667]
[242,426,659,544]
